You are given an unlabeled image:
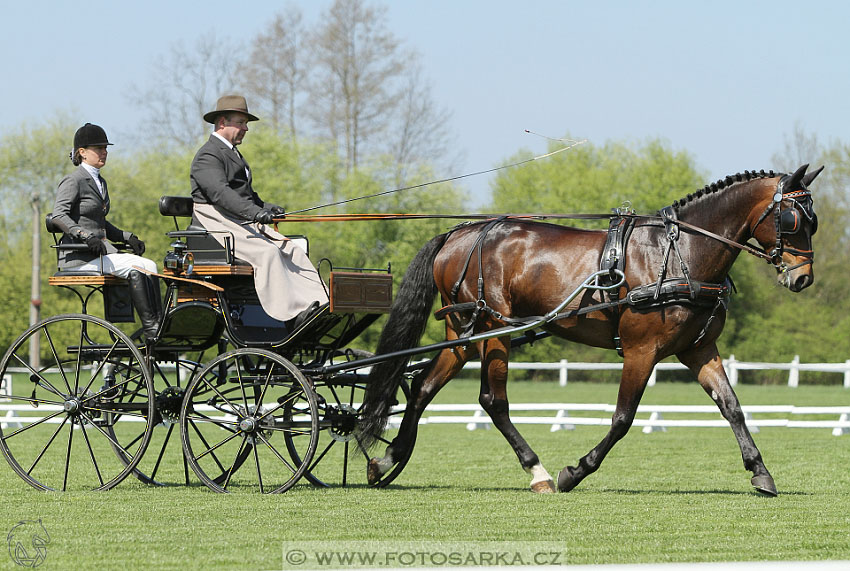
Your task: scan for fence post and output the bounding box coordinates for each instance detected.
[559,359,568,387]
[845,360,850,389]
[647,366,657,387]
[788,355,800,388]
[727,354,738,386]
[0,373,10,400]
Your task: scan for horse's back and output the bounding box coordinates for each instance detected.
[434,220,607,315]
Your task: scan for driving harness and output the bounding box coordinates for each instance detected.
[434,210,733,356]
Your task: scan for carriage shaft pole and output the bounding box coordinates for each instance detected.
[310,270,624,376]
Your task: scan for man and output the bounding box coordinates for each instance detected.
[190,95,328,326]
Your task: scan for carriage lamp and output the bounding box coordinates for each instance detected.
[164,240,194,275]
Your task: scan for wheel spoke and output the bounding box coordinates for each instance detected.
[25,416,70,476]
[43,327,73,394]
[63,418,74,491]
[149,424,175,482]
[222,437,248,491]
[192,430,241,462]
[9,352,66,400]
[189,419,228,474]
[255,431,298,475]
[78,420,105,487]
[2,409,65,440]
[252,442,264,494]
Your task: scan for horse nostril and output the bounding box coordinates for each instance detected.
[793,274,813,291]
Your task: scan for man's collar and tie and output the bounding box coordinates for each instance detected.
[212,132,250,177]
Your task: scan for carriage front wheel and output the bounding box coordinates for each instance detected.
[0,314,155,491]
[179,348,319,493]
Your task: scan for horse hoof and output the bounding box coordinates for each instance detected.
[367,459,386,486]
[531,479,556,494]
[557,467,578,493]
[751,475,778,497]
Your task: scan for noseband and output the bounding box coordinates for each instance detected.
[753,175,817,272]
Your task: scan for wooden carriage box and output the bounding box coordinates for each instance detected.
[329,272,393,313]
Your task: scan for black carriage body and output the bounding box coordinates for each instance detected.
[157,195,391,362]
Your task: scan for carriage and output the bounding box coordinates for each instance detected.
[0,195,405,492]
[0,164,822,496]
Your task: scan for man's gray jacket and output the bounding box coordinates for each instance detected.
[190,135,267,220]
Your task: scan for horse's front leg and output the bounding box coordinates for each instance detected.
[677,342,777,496]
[557,353,655,492]
[367,344,470,486]
[476,336,556,493]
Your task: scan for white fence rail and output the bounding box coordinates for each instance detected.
[461,354,850,388]
[4,358,849,436]
[402,403,850,437]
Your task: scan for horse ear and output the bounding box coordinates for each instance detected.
[787,163,809,188]
[802,165,824,187]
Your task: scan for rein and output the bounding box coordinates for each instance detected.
[277,210,785,267]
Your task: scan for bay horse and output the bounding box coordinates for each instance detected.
[359,164,822,495]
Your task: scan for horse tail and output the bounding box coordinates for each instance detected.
[358,232,449,448]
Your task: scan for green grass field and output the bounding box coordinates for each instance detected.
[1,380,848,569]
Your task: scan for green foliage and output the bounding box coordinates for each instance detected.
[491,137,705,226]
[1,117,848,373]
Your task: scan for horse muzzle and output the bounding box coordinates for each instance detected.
[776,258,814,292]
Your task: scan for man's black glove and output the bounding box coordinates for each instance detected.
[84,233,108,255]
[268,204,286,217]
[126,234,145,256]
[254,209,274,224]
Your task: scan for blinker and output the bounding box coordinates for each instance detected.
[779,209,799,234]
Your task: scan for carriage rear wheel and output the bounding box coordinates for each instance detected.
[179,348,318,493]
[0,314,154,491]
[283,349,410,488]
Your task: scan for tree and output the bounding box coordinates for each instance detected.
[240,5,307,137]
[126,33,238,148]
[491,137,704,223]
[387,60,457,187]
[308,0,407,173]
[0,115,79,361]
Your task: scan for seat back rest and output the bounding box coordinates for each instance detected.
[159,196,194,217]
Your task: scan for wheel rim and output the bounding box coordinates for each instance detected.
[180,348,318,493]
[0,314,154,491]
[285,349,410,488]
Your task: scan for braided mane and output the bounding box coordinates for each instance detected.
[671,169,781,212]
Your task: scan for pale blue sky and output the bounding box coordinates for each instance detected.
[5,1,849,207]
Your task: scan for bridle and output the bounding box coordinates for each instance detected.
[752,174,818,272]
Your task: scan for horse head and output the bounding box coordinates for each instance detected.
[751,163,822,292]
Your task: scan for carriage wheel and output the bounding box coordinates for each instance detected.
[180,348,318,493]
[283,349,410,488]
[104,357,204,486]
[0,314,154,491]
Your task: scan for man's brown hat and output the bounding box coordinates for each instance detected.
[203,94,260,124]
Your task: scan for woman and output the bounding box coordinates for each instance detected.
[52,123,161,340]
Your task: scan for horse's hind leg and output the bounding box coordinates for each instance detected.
[367,344,470,486]
[557,354,655,492]
[477,336,556,493]
[677,342,777,496]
